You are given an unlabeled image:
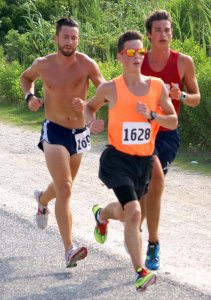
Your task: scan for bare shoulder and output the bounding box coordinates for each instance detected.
[178,52,194,67]
[98,80,115,94]
[96,80,116,104]
[76,52,98,66]
[75,52,103,86]
[32,53,56,70]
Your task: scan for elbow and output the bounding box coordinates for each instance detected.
[190,94,201,108]
[192,97,200,107]
[170,116,178,130]
[173,119,178,130]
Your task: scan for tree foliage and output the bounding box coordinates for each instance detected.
[0,0,210,148]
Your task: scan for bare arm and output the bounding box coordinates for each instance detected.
[85,81,115,133]
[137,81,178,130]
[20,58,43,111]
[158,82,178,129]
[88,58,105,88]
[170,54,200,107]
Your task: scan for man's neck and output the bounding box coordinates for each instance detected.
[148,47,171,62]
[123,70,142,85]
[56,51,77,66]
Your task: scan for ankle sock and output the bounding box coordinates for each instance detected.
[97,209,106,224]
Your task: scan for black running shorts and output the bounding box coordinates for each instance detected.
[99,145,153,207]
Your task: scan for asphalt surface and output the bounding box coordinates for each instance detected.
[0,122,211,299]
[1,208,210,300]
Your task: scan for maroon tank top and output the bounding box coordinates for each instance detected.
[141,49,183,131]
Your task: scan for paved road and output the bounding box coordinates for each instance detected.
[0,123,211,299]
[1,209,210,300]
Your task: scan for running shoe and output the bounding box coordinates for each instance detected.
[34,190,50,229]
[135,267,157,292]
[145,242,160,270]
[92,204,109,244]
[65,245,88,268]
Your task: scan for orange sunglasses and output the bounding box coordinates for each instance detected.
[120,48,146,57]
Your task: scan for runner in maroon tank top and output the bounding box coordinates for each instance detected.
[140,10,200,270]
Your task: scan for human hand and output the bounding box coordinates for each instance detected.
[72,97,85,112]
[136,101,151,120]
[88,119,104,134]
[170,82,181,101]
[28,96,43,112]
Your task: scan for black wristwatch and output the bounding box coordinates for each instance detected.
[25,92,34,104]
[149,111,157,121]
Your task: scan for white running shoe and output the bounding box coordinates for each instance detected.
[34,190,50,229]
[65,245,88,268]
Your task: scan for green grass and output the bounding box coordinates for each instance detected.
[0,103,210,176]
[0,102,44,131]
[174,145,211,176]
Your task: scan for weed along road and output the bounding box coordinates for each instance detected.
[0,122,211,299]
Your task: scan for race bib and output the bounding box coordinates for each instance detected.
[75,127,91,153]
[122,122,151,145]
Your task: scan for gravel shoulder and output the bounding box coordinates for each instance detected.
[0,122,210,298]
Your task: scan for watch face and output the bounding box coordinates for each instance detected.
[151,111,157,120]
[181,92,187,100]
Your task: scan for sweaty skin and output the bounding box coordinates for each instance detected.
[20,24,104,256]
[21,26,104,129]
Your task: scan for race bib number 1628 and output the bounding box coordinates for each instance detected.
[122,122,151,145]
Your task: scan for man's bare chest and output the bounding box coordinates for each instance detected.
[44,70,88,92]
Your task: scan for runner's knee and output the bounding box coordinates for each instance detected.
[149,173,164,194]
[56,181,72,200]
[124,204,141,225]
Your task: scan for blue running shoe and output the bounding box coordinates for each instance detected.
[145,242,160,270]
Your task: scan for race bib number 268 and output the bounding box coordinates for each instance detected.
[122,122,151,145]
[75,127,91,153]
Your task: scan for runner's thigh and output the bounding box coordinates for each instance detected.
[69,153,83,180]
[43,142,72,184]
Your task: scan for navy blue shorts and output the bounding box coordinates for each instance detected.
[154,129,180,175]
[99,146,153,207]
[38,120,91,156]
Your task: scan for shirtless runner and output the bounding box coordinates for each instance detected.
[20,17,104,268]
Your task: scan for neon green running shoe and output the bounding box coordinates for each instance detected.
[135,268,157,292]
[92,205,109,244]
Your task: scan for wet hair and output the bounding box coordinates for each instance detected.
[145,10,172,33]
[56,17,79,35]
[117,30,143,53]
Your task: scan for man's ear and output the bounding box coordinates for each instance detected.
[147,32,151,42]
[117,53,123,63]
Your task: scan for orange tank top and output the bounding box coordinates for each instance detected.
[108,75,162,156]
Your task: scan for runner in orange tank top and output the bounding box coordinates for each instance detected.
[73,30,177,292]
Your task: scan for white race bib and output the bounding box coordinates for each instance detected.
[122,122,151,145]
[75,127,91,153]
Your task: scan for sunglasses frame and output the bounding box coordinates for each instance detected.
[119,48,146,57]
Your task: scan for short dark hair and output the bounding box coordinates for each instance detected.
[145,10,172,33]
[56,17,79,35]
[117,30,143,53]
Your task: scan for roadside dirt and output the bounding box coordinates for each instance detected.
[0,122,210,296]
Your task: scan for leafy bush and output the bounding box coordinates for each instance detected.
[0,59,24,105]
[0,0,210,149]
